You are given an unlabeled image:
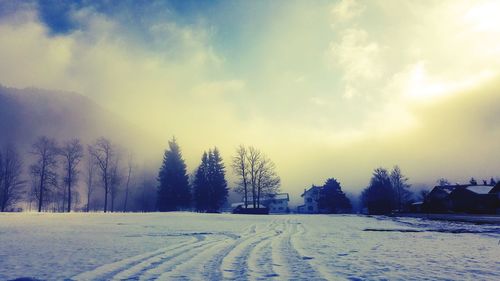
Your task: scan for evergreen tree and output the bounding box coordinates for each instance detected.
[207,148,228,212]
[193,152,210,212]
[317,178,352,213]
[489,178,497,186]
[469,177,478,185]
[157,138,191,211]
[193,148,228,213]
[361,168,395,215]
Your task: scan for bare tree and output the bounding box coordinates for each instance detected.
[0,145,25,212]
[60,139,83,212]
[84,150,96,212]
[232,145,280,208]
[89,137,114,213]
[123,154,134,212]
[0,152,3,209]
[232,145,250,208]
[256,155,280,206]
[390,165,411,212]
[109,156,122,212]
[30,136,59,212]
[247,147,261,208]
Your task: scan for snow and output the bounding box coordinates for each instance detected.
[0,213,499,280]
[466,185,494,194]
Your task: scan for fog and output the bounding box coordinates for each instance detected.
[1,0,500,203]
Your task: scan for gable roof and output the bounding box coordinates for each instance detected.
[268,193,289,201]
[301,185,321,197]
[466,185,494,194]
[430,185,462,195]
[490,184,500,194]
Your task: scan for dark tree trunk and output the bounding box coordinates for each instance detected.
[86,191,91,212]
[104,178,108,213]
[38,163,45,212]
[67,182,71,212]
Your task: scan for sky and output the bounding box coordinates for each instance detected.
[1,0,500,201]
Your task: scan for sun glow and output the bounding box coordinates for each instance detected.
[464,1,500,34]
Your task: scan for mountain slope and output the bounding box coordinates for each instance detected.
[0,85,162,161]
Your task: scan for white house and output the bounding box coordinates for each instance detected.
[266,193,290,213]
[232,193,290,213]
[298,185,321,213]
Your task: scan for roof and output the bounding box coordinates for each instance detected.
[268,193,289,201]
[242,193,290,202]
[301,186,321,197]
[466,185,494,194]
[490,184,500,194]
[431,184,473,194]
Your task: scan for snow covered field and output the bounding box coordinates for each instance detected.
[0,213,499,281]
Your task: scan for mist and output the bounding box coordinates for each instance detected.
[1,0,500,205]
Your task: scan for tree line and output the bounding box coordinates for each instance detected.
[6,135,489,214]
[360,166,412,215]
[156,139,281,213]
[1,136,282,213]
[0,136,156,212]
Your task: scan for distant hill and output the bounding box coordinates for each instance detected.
[0,85,162,161]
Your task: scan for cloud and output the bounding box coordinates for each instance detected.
[330,0,365,25]
[2,0,500,199]
[327,28,382,98]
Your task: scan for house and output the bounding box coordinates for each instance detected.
[450,185,498,214]
[298,185,321,213]
[423,184,499,214]
[489,183,500,214]
[409,201,424,213]
[266,193,290,213]
[423,185,459,213]
[231,193,290,214]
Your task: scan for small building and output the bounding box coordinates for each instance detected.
[423,185,458,213]
[450,185,498,214]
[423,183,500,214]
[409,201,424,213]
[232,193,290,214]
[489,183,500,214]
[266,193,290,213]
[298,185,321,213]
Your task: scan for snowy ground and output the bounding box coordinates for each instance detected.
[0,213,499,281]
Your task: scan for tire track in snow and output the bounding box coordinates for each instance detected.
[129,234,234,281]
[291,220,333,280]
[154,235,240,280]
[73,233,229,281]
[247,221,284,280]
[111,237,221,280]
[72,236,201,281]
[199,223,260,280]
[272,219,326,281]
[73,219,328,281]
[220,219,280,280]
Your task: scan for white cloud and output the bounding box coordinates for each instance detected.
[3,1,500,195]
[330,0,365,26]
[327,28,382,98]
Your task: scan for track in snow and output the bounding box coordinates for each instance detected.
[71,218,327,281]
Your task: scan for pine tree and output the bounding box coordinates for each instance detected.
[207,148,228,212]
[157,138,191,211]
[317,178,352,213]
[193,152,210,212]
[361,168,395,215]
[193,148,228,213]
